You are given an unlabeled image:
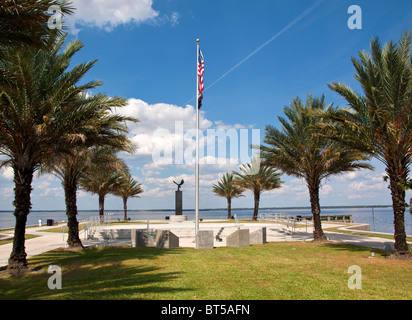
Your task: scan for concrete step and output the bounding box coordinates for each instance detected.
[92,226,269,242]
[96,229,132,240]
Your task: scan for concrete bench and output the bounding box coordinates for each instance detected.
[131,229,156,247]
[249,227,267,244]
[195,230,214,249]
[131,229,179,249]
[226,229,250,247]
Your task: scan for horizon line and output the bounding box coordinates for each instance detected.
[0,204,394,212]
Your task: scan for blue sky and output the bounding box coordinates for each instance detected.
[1,0,412,212]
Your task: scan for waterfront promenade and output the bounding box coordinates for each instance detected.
[0,219,409,267]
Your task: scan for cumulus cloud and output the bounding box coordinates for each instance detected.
[110,98,258,202]
[0,167,13,180]
[346,171,387,191]
[114,99,210,160]
[65,0,179,34]
[114,98,257,167]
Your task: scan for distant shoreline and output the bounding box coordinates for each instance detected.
[0,204,394,213]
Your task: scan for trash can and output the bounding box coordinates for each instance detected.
[47,219,54,226]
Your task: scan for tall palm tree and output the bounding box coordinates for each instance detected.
[318,32,412,254]
[0,36,103,273]
[79,146,127,221]
[261,94,371,241]
[0,0,73,51]
[233,158,282,221]
[113,171,143,221]
[260,94,371,241]
[0,1,74,86]
[212,173,245,219]
[42,93,137,248]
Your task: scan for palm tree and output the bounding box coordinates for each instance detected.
[42,93,137,248]
[44,148,89,248]
[212,173,245,219]
[260,94,371,241]
[0,1,74,86]
[79,146,127,221]
[233,158,282,221]
[0,0,73,51]
[113,171,143,221]
[318,32,412,254]
[0,35,105,273]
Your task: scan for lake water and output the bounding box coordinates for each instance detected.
[1,206,411,235]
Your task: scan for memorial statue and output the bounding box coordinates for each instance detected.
[173,179,184,191]
[173,179,184,216]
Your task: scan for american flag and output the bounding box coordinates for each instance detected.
[197,48,204,108]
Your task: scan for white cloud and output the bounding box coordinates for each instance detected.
[347,172,387,192]
[213,120,252,131]
[0,167,13,180]
[38,187,63,198]
[320,184,333,195]
[336,171,360,181]
[114,98,258,169]
[0,187,13,198]
[348,180,387,193]
[65,0,179,34]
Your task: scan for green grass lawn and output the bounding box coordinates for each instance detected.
[0,242,411,300]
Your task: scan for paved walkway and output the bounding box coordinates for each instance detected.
[0,225,68,268]
[0,220,409,267]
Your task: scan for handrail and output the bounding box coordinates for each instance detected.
[83,213,114,240]
[259,213,310,234]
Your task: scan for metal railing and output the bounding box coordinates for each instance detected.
[259,213,312,234]
[259,213,291,223]
[83,213,114,240]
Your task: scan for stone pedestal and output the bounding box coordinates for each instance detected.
[226,229,250,247]
[250,227,267,244]
[131,229,179,249]
[131,229,156,247]
[175,190,182,215]
[169,215,187,223]
[155,230,179,249]
[195,230,214,249]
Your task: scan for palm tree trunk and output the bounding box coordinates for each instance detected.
[8,164,34,273]
[252,190,260,221]
[99,193,105,223]
[123,196,128,221]
[227,197,232,220]
[64,179,84,248]
[308,181,326,242]
[388,170,410,255]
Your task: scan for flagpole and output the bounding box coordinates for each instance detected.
[195,39,200,238]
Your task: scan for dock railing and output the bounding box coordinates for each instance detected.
[259,213,314,234]
[259,213,291,223]
[259,213,353,223]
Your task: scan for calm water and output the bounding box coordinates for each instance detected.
[1,206,411,235]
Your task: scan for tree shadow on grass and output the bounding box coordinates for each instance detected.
[320,241,390,256]
[0,246,193,300]
[29,246,183,266]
